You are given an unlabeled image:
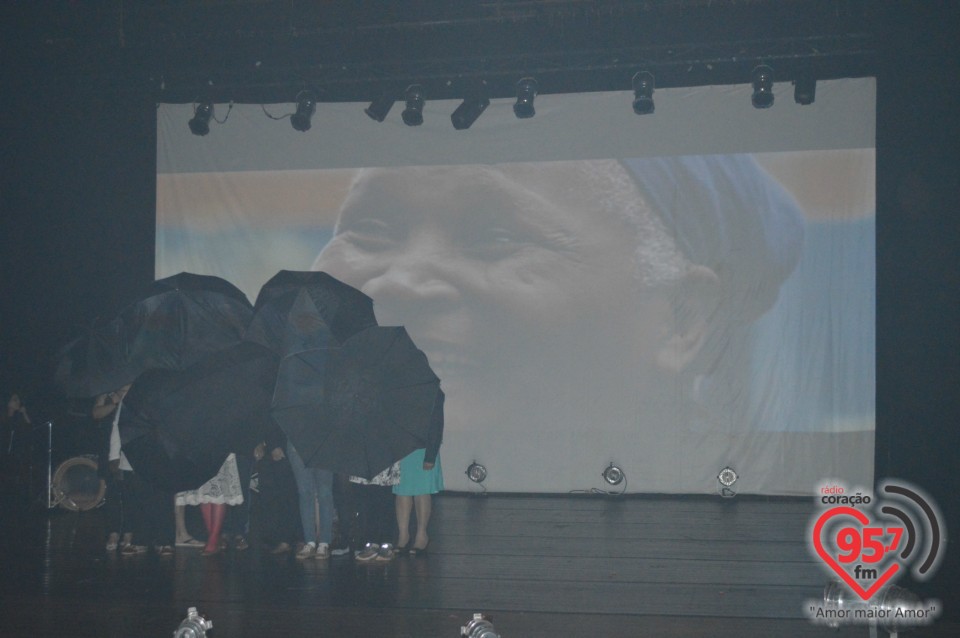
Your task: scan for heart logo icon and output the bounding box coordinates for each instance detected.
[812,506,900,600]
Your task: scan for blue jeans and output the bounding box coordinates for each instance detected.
[286,442,334,545]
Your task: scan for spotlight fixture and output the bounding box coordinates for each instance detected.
[793,75,817,105]
[188,102,213,136]
[602,463,624,486]
[751,65,775,109]
[461,613,500,638]
[466,461,487,484]
[631,71,655,115]
[451,93,490,130]
[365,93,396,122]
[718,466,738,498]
[290,91,316,132]
[174,607,212,638]
[513,77,538,119]
[401,85,425,126]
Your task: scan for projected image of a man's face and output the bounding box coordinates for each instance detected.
[313,161,718,486]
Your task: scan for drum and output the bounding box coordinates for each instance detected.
[52,455,105,511]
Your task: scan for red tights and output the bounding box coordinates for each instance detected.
[200,503,227,553]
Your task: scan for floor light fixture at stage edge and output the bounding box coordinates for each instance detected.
[461,613,500,638]
[174,607,212,638]
[600,462,627,495]
[466,461,487,493]
[717,466,738,498]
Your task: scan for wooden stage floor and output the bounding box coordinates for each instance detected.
[0,491,955,637]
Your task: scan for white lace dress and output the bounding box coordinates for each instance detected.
[175,453,244,506]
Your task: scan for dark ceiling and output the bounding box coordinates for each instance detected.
[3,0,903,103]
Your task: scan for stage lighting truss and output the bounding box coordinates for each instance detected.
[461,613,500,638]
[290,90,317,131]
[631,71,655,114]
[751,64,775,109]
[513,77,538,119]
[401,84,425,126]
[466,461,487,492]
[174,607,212,638]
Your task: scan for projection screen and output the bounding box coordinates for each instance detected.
[157,78,876,494]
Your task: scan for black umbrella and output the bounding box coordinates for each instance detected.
[120,272,253,372]
[244,270,377,354]
[118,340,278,491]
[271,325,442,479]
[54,273,254,399]
[54,317,139,398]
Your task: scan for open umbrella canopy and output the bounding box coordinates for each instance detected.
[54,272,254,398]
[118,340,278,492]
[120,272,253,372]
[244,270,377,355]
[272,325,442,479]
[54,317,139,398]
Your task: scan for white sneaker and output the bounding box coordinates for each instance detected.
[315,543,330,559]
[355,542,380,561]
[296,542,316,559]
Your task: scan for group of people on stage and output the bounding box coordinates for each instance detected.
[92,385,442,561]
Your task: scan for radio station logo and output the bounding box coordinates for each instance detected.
[805,479,945,627]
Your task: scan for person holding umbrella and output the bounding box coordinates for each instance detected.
[394,391,444,556]
[92,386,132,552]
[174,453,244,556]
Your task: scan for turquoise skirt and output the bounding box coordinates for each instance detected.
[393,449,444,496]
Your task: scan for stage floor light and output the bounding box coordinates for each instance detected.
[466,461,487,484]
[461,613,500,638]
[174,607,212,638]
[602,463,624,486]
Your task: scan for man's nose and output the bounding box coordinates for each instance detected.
[361,241,461,311]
